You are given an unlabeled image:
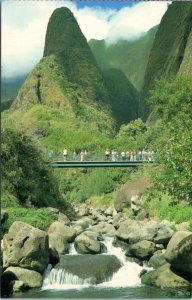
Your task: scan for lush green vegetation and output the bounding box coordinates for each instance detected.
[1,120,65,209]
[141,2,192,118]
[2,207,58,235]
[54,168,132,203]
[148,75,192,204]
[103,68,139,129]
[89,25,157,91]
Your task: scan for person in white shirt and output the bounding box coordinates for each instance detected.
[63,148,68,161]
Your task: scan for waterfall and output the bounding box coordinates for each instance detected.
[42,268,91,290]
[42,236,145,290]
[100,237,144,287]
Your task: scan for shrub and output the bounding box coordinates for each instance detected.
[2,207,58,234]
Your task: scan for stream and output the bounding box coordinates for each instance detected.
[12,237,190,298]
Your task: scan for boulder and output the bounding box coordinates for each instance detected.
[13,280,29,292]
[154,221,174,244]
[53,254,122,284]
[165,231,192,275]
[114,186,131,212]
[175,222,190,232]
[74,232,101,254]
[112,212,126,229]
[72,217,96,235]
[114,176,152,212]
[47,207,59,214]
[116,219,159,244]
[58,212,70,225]
[48,234,69,255]
[48,221,76,255]
[91,222,116,236]
[5,266,43,288]
[48,221,76,242]
[127,240,156,259]
[104,206,114,216]
[148,253,167,269]
[78,207,89,217]
[135,209,149,221]
[3,221,49,273]
[141,263,190,289]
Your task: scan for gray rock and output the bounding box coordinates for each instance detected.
[128,240,156,258]
[141,263,190,289]
[154,221,174,244]
[48,221,76,255]
[155,244,165,250]
[135,209,149,221]
[54,254,122,284]
[104,206,114,216]
[74,232,101,254]
[165,231,192,275]
[116,219,159,244]
[114,186,132,212]
[175,222,190,232]
[112,212,126,229]
[91,222,116,236]
[3,221,49,273]
[13,280,29,292]
[6,266,43,288]
[78,208,89,217]
[58,212,70,225]
[49,234,69,255]
[47,207,59,214]
[148,253,167,269]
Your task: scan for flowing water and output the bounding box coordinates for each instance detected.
[13,237,191,298]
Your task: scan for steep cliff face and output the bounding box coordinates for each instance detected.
[11,8,114,134]
[179,31,192,75]
[89,26,158,91]
[141,2,192,119]
[103,69,139,128]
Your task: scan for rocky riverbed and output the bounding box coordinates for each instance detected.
[1,202,192,297]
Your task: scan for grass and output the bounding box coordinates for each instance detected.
[2,207,58,235]
[146,190,192,228]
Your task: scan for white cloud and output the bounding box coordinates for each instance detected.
[2,1,168,78]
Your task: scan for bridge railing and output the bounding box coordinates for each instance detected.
[48,152,155,162]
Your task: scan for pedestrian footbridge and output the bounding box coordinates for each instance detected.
[50,160,154,168]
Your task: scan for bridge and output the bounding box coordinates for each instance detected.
[49,154,154,168]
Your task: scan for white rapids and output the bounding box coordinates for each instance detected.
[42,236,145,290]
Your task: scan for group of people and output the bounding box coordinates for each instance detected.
[63,149,88,162]
[49,148,155,162]
[105,149,154,162]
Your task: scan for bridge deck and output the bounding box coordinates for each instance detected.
[50,160,154,168]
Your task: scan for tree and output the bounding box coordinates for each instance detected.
[149,75,192,203]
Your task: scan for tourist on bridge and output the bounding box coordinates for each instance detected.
[84,149,88,161]
[121,151,126,161]
[126,151,130,161]
[73,151,77,161]
[105,149,110,161]
[80,150,84,162]
[63,148,68,161]
[138,150,142,161]
[111,149,117,162]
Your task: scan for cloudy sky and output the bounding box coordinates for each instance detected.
[2,0,168,78]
